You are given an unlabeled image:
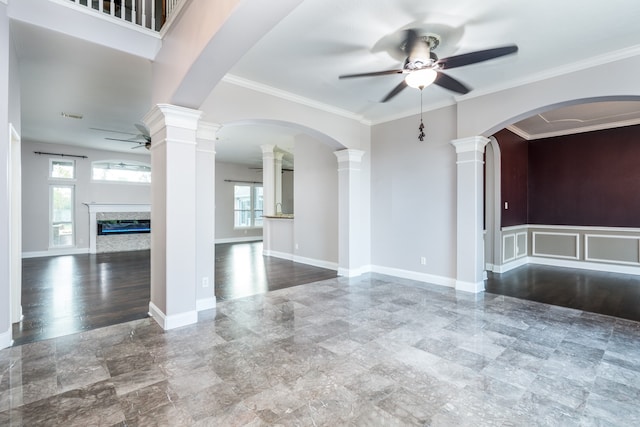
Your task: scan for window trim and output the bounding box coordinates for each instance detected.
[233,183,263,229]
[49,184,76,249]
[49,158,76,181]
[91,159,151,184]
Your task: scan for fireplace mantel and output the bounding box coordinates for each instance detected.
[84,203,151,254]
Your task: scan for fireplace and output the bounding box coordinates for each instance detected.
[97,219,151,235]
[84,203,151,253]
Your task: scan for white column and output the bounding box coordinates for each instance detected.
[274,151,284,213]
[144,104,202,330]
[261,145,276,216]
[451,136,490,293]
[0,3,12,349]
[334,149,365,277]
[261,145,276,256]
[195,121,219,312]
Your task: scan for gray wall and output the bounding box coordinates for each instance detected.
[214,161,263,242]
[371,105,457,281]
[22,140,151,254]
[293,134,338,264]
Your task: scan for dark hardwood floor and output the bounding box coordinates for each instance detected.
[486,264,640,322]
[14,243,640,346]
[14,250,151,346]
[13,242,337,346]
[214,242,338,300]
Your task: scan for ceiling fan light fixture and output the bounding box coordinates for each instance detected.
[405,68,437,89]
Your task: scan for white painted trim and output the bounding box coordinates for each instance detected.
[455,280,485,294]
[507,224,640,234]
[22,248,89,258]
[196,297,216,312]
[338,265,370,278]
[529,256,640,276]
[516,232,528,258]
[214,237,263,244]
[371,265,456,289]
[494,256,529,273]
[508,116,640,141]
[223,74,369,125]
[266,250,293,261]
[0,328,12,350]
[532,231,580,260]
[148,302,197,330]
[501,225,530,232]
[584,234,640,266]
[293,255,338,271]
[503,234,516,263]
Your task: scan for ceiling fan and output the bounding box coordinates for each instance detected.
[339,29,518,102]
[92,123,151,149]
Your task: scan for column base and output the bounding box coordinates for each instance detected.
[148,302,198,330]
[455,280,485,294]
[196,297,216,312]
[0,327,13,350]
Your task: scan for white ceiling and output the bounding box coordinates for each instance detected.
[11,0,640,164]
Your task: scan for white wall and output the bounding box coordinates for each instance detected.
[21,140,151,255]
[294,134,339,264]
[371,105,458,284]
[214,161,263,242]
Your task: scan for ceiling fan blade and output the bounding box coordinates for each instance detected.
[381,80,408,102]
[339,69,404,79]
[437,45,518,69]
[105,137,140,143]
[434,72,471,94]
[91,127,137,136]
[134,123,150,136]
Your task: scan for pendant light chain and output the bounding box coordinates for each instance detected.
[418,89,425,141]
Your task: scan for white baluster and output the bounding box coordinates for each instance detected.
[151,0,155,30]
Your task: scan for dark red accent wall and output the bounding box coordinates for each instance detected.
[528,124,640,227]
[495,129,528,227]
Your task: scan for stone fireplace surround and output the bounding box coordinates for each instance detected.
[84,203,151,254]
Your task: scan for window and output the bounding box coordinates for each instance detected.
[50,185,75,248]
[92,160,151,183]
[234,184,263,228]
[50,159,75,179]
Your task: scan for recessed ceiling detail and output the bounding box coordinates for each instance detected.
[509,101,640,140]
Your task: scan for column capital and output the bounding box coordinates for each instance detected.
[260,144,276,155]
[450,136,490,154]
[143,104,203,135]
[334,149,365,164]
[274,151,285,161]
[197,121,221,142]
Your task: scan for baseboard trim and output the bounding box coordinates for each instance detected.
[196,297,216,312]
[371,265,456,289]
[494,257,528,273]
[0,327,13,350]
[293,255,338,271]
[23,248,89,258]
[148,302,197,330]
[337,265,370,277]
[214,237,263,244]
[265,251,339,271]
[455,280,485,294]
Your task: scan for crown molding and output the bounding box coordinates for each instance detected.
[460,45,640,103]
[508,116,640,141]
[222,74,371,125]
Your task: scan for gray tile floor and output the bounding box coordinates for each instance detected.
[1,273,640,426]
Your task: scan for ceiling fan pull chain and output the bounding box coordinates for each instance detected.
[418,90,425,141]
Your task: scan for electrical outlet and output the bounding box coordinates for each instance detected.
[295,243,299,250]
[202,277,209,288]
[504,201,509,209]
[420,257,426,265]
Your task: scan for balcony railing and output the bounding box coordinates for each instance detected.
[67,0,183,31]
